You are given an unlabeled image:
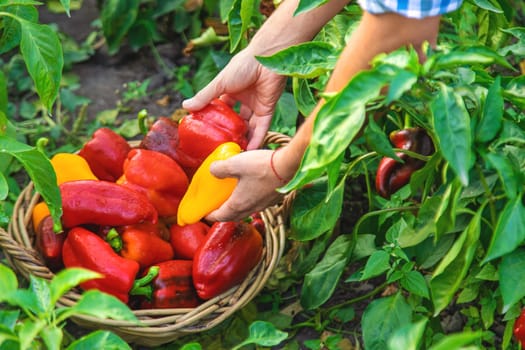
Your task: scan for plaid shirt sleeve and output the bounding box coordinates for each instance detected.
[357,0,464,18]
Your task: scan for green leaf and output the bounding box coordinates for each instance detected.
[362,293,412,350]
[428,45,513,72]
[430,210,481,315]
[476,76,503,143]
[28,275,51,315]
[428,331,483,350]
[364,116,402,161]
[65,330,131,350]
[41,325,63,350]
[472,0,503,12]
[360,250,390,280]
[50,268,101,306]
[18,319,45,350]
[59,0,70,16]
[256,42,337,78]
[292,77,316,117]
[294,0,329,16]
[0,137,62,230]
[0,264,18,299]
[283,67,392,191]
[271,92,298,135]
[180,343,202,350]
[0,5,38,55]
[499,27,525,56]
[301,234,353,310]
[0,71,7,116]
[71,290,138,322]
[499,249,525,313]
[100,0,140,55]
[483,196,525,263]
[400,271,430,299]
[385,69,417,104]
[19,20,63,111]
[0,172,8,200]
[232,321,288,350]
[227,0,255,52]
[503,75,525,110]
[431,83,473,186]
[290,178,343,241]
[484,152,519,199]
[387,318,428,350]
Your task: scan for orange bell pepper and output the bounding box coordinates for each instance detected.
[177,142,241,226]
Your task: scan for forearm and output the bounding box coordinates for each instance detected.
[247,0,350,56]
[276,11,442,179]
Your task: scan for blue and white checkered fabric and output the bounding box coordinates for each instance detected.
[358,0,464,18]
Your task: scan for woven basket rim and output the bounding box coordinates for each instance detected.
[0,131,294,347]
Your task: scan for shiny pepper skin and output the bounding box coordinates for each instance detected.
[177,99,248,172]
[60,180,158,228]
[375,127,435,198]
[62,227,140,304]
[50,153,98,185]
[514,308,525,347]
[36,215,66,271]
[121,149,189,218]
[78,127,131,182]
[169,221,210,260]
[139,117,182,165]
[193,221,263,300]
[131,260,200,309]
[177,142,241,226]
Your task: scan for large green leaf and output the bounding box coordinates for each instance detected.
[290,178,343,241]
[499,27,525,56]
[256,42,337,78]
[428,45,513,72]
[292,77,316,117]
[66,330,131,350]
[294,0,329,16]
[227,0,255,52]
[0,136,62,229]
[428,331,483,350]
[483,196,525,263]
[70,290,138,322]
[41,326,62,350]
[0,264,18,299]
[362,293,412,350]
[387,318,428,350]
[49,268,101,306]
[431,83,473,186]
[499,248,525,313]
[0,5,38,55]
[430,210,481,315]
[19,20,63,111]
[300,234,353,310]
[100,0,140,55]
[485,152,519,199]
[476,76,503,143]
[232,321,288,350]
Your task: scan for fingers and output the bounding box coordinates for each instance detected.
[182,79,223,111]
[247,115,272,150]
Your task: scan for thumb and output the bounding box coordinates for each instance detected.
[182,79,223,111]
[209,159,236,179]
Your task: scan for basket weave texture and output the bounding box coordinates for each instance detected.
[0,131,293,347]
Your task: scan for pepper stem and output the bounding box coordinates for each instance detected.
[129,266,160,300]
[106,228,123,253]
[138,109,149,136]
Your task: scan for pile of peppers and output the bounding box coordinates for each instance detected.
[32,99,266,308]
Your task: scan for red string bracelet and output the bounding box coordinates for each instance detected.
[270,149,287,184]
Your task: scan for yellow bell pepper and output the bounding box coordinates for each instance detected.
[177,142,241,226]
[50,153,98,185]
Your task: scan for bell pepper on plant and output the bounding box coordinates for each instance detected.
[375,127,435,198]
[105,227,174,270]
[130,260,200,309]
[120,149,189,218]
[169,221,210,260]
[35,215,66,271]
[193,221,263,300]
[78,127,131,182]
[62,226,140,303]
[177,98,248,172]
[50,153,98,185]
[60,180,158,228]
[177,142,241,226]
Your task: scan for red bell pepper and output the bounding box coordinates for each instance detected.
[139,117,181,164]
[62,227,140,303]
[245,212,265,235]
[105,227,174,270]
[120,149,189,218]
[60,180,158,228]
[375,127,435,198]
[514,308,525,347]
[130,260,200,309]
[78,127,131,182]
[177,98,248,173]
[193,221,263,300]
[35,215,66,271]
[169,221,210,260]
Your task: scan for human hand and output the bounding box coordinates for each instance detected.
[204,149,290,222]
[182,49,286,150]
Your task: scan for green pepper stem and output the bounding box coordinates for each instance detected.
[106,228,123,253]
[129,266,160,300]
[138,109,149,136]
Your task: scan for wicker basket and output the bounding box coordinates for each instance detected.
[0,131,294,347]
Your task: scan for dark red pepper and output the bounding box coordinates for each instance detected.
[139,117,181,165]
[193,221,263,300]
[78,127,131,182]
[62,227,140,304]
[120,149,189,218]
[60,180,158,228]
[375,127,435,198]
[106,227,174,270]
[131,260,200,309]
[515,308,525,347]
[169,221,210,260]
[35,215,66,271]
[177,98,248,173]
[245,212,265,235]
